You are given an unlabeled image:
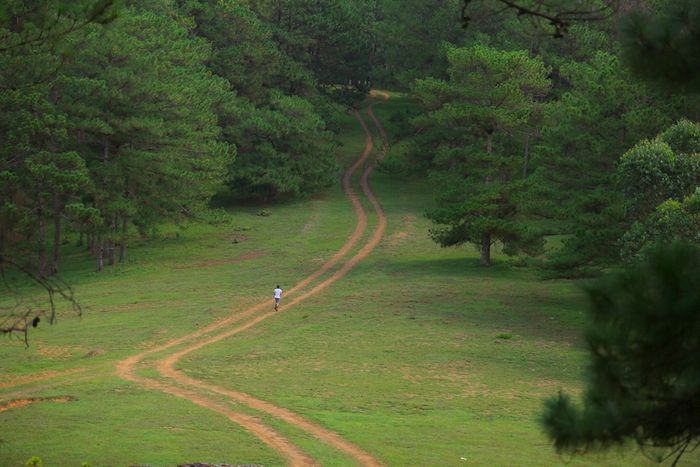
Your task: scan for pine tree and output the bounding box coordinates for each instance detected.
[416,44,550,265]
[542,242,700,466]
[538,51,687,276]
[56,6,234,269]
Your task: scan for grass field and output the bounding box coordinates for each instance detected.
[1,97,695,466]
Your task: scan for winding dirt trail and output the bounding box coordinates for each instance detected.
[115,96,391,466]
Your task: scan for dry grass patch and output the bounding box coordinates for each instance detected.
[0,395,75,413]
[0,368,86,389]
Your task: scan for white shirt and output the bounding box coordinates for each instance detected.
[274,288,282,299]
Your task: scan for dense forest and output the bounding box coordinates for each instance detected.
[1,0,374,279]
[3,1,698,279]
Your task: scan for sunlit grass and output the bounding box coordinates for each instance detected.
[0,99,689,466]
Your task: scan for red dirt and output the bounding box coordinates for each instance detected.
[0,368,86,389]
[115,96,391,466]
[0,396,74,413]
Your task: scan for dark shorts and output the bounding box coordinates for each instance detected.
[275,297,280,303]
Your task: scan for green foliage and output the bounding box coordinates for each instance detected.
[1,0,369,283]
[617,120,700,260]
[460,0,619,40]
[538,50,688,276]
[621,0,700,93]
[618,140,682,219]
[224,92,336,201]
[658,118,700,156]
[373,0,464,87]
[415,43,550,265]
[0,1,119,89]
[183,0,339,202]
[621,189,700,261]
[1,1,242,280]
[249,0,374,102]
[542,190,625,278]
[542,242,700,465]
[618,120,700,220]
[182,0,314,104]
[25,456,42,467]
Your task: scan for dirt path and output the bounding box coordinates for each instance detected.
[0,396,74,413]
[0,368,86,390]
[155,105,389,467]
[116,98,390,466]
[117,359,317,466]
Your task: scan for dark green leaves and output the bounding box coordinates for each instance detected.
[542,242,700,464]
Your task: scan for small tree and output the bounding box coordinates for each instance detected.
[621,190,700,261]
[24,150,90,275]
[542,242,700,466]
[617,120,700,261]
[618,121,700,222]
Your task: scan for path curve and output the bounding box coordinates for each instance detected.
[116,97,390,466]
[156,105,389,466]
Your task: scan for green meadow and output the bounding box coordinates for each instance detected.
[0,99,689,466]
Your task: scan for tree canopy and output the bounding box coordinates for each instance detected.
[415,43,550,265]
[0,0,375,338]
[542,242,700,466]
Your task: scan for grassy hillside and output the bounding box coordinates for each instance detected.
[0,99,690,466]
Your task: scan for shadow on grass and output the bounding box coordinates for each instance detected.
[386,257,528,279]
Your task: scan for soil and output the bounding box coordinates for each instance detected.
[0,395,74,413]
[91,95,391,466]
[0,368,86,389]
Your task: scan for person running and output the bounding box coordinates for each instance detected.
[273,285,283,311]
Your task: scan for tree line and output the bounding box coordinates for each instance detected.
[0,0,382,278]
[379,0,700,274]
[382,1,700,463]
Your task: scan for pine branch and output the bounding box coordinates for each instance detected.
[0,255,80,346]
[462,0,619,37]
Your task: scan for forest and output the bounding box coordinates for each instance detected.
[1,1,699,466]
[3,0,699,278]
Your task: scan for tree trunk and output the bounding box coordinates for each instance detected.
[38,203,47,277]
[107,239,115,265]
[87,232,94,253]
[482,131,495,266]
[50,193,61,275]
[77,231,84,247]
[119,217,127,262]
[93,233,100,257]
[96,239,104,272]
[523,133,531,178]
[484,132,495,184]
[480,233,491,267]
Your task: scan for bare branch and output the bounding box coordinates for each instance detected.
[462,0,620,37]
[0,255,80,346]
